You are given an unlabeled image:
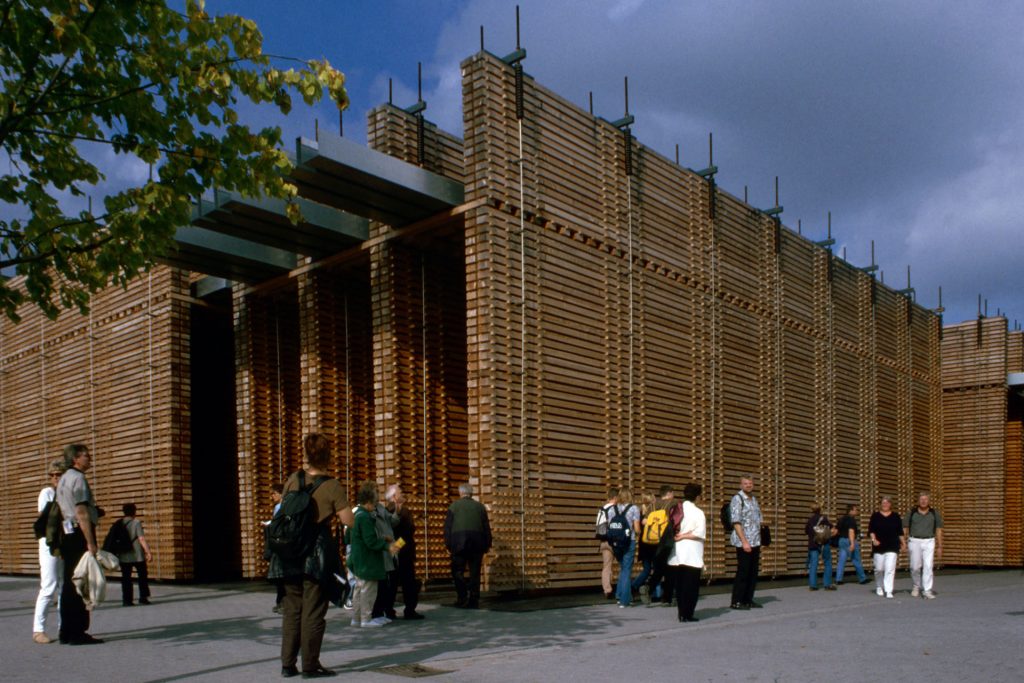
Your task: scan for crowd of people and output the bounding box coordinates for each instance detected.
[596,475,945,620]
[30,438,944,679]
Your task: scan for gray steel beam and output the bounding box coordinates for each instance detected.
[290,132,464,226]
[161,225,296,283]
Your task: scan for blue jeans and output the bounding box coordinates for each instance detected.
[631,555,652,592]
[616,539,637,606]
[807,545,833,588]
[836,538,867,583]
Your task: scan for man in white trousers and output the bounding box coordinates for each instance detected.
[904,492,944,599]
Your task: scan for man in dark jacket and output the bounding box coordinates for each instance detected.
[444,483,492,608]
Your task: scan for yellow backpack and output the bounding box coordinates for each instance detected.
[641,508,668,545]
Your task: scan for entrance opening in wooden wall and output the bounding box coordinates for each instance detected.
[190,287,242,581]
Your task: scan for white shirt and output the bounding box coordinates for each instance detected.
[668,500,706,568]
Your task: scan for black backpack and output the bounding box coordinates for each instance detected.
[606,504,634,559]
[654,502,684,563]
[266,471,328,562]
[721,496,745,534]
[33,501,53,540]
[102,519,134,555]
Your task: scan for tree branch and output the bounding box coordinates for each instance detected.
[0,231,118,270]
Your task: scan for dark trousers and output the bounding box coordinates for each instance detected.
[372,569,397,618]
[387,553,420,615]
[120,561,150,605]
[281,578,329,672]
[451,552,483,605]
[672,564,702,619]
[648,557,671,602]
[58,529,90,640]
[731,546,761,605]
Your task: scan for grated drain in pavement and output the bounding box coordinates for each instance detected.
[372,663,452,678]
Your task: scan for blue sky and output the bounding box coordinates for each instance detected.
[74,1,1024,325]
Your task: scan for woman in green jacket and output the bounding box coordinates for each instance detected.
[348,482,396,627]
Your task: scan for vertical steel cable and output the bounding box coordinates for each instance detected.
[344,292,351,495]
[147,273,161,576]
[516,115,528,592]
[625,157,635,488]
[88,308,97,488]
[421,256,430,580]
[40,318,47,464]
[275,303,284,481]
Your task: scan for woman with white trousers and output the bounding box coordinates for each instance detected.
[868,495,906,599]
[33,458,67,643]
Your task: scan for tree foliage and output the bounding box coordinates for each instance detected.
[0,0,348,321]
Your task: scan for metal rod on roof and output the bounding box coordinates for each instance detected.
[314,118,318,142]
[744,185,748,203]
[339,110,343,137]
[588,91,593,115]
[389,78,393,105]
[418,62,422,103]
[516,5,521,49]
[775,176,779,207]
[828,211,832,238]
[624,76,630,116]
[798,219,802,235]
[480,25,485,51]
[675,144,679,165]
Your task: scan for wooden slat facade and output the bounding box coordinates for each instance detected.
[940,318,1023,567]
[1,48,989,587]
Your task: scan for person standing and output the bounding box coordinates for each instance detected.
[116,503,153,606]
[385,484,424,620]
[273,434,354,678]
[348,482,395,629]
[835,503,869,585]
[444,483,492,609]
[32,458,67,644]
[369,484,401,624]
[729,475,764,610]
[868,496,905,599]
[595,488,618,599]
[904,492,943,599]
[668,483,706,622]
[268,484,285,614]
[54,443,103,645]
[610,487,642,608]
[633,492,660,604]
[805,503,835,591]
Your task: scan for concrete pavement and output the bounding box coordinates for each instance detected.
[2,569,1022,682]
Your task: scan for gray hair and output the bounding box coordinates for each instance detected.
[385,484,401,502]
[880,495,893,504]
[458,483,474,497]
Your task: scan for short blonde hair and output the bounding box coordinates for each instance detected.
[617,487,633,505]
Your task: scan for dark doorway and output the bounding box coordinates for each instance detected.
[190,285,242,580]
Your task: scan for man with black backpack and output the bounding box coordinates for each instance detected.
[269,434,354,679]
[594,488,619,599]
[729,475,764,611]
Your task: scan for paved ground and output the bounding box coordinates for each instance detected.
[2,569,1022,682]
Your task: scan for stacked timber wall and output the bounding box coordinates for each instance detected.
[0,267,193,579]
[457,51,942,589]
[941,318,1023,567]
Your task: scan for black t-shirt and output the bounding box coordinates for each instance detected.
[837,514,859,540]
[868,511,903,555]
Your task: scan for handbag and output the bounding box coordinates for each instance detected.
[760,524,772,547]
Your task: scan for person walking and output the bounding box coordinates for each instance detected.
[729,475,764,610]
[633,493,661,604]
[805,503,835,591]
[268,484,285,614]
[54,443,103,645]
[835,503,869,585]
[385,484,424,619]
[116,503,153,606]
[868,495,905,599]
[904,492,943,599]
[32,458,67,644]
[272,434,354,679]
[444,483,492,609]
[667,483,706,622]
[595,488,618,599]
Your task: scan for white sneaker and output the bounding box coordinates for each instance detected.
[885,592,894,599]
[344,598,353,610]
[911,587,920,598]
[923,591,936,599]
[371,616,390,625]
[876,587,884,597]
[361,620,383,628]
